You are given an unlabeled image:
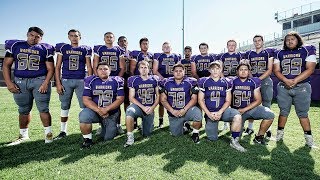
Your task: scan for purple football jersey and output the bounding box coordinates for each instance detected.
[161,77,197,116]
[245,48,275,77]
[128,75,159,106]
[5,40,54,78]
[118,46,131,75]
[179,58,192,77]
[274,45,316,83]
[231,77,261,109]
[198,77,232,112]
[55,43,92,79]
[129,50,154,75]
[83,75,124,115]
[93,45,124,76]
[191,54,216,78]
[155,53,181,78]
[218,52,243,76]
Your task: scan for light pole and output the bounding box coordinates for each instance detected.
[182,0,185,57]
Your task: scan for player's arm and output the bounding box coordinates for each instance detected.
[118,56,126,76]
[153,60,164,79]
[239,88,262,114]
[259,57,273,80]
[38,58,54,94]
[160,91,175,113]
[129,87,146,110]
[3,54,19,93]
[130,58,137,76]
[86,56,93,76]
[83,96,100,113]
[93,55,99,75]
[218,90,232,114]
[293,61,316,84]
[198,91,212,117]
[150,87,160,110]
[191,62,199,79]
[54,54,64,95]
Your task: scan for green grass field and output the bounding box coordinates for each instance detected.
[0,88,319,179]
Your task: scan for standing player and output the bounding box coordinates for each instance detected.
[130,38,154,76]
[3,27,55,145]
[231,63,274,144]
[198,61,246,152]
[179,46,193,77]
[160,64,202,143]
[93,32,125,134]
[243,35,274,138]
[218,40,244,130]
[273,31,317,148]
[153,42,181,128]
[191,43,216,79]
[54,29,93,140]
[79,62,124,148]
[124,61,160,147]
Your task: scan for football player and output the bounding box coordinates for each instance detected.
[79,62,124,148]
[153,42,181,128]
[130,37,154,76]
[160,64,202,143]
[243,35,274,138]
[179,46,193,77]
[3,27,55,145]
[124,60,160,147]
[273,31,317,148]
[198,61,246,152]
[93,32,126,134]
[191,43,216,79]
[54,29,93,140]
[231,63,274,145]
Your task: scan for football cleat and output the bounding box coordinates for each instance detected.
[81,138,93,148]
[45,132,53,143]
[124,135,134,147]
[304,134,318,149]
[243,128,254,136]
[6,134,30,146]
[253,135,267,145]
[230,137,247,152]
[191,133,200,144]
[53,131,67,141]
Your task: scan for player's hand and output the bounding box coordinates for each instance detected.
[99,107,109,116]
[7,82,20,93]
[145,106,154,115]
[207,112,216,121]
[238,108,246,114]
[171,109,180,117]
[38,83,49,94]
[283,78,295,89]
[213,111,222,121]
[178,108,187,117]
[56,84,64,95]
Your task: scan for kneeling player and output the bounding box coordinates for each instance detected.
[79,62,124,148]
[160,64,202,143]
[231,63,274,144]
[198,61,246,152]
[124,61,160,147]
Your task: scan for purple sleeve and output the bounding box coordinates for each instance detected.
[127,76,135,88]
[42,43,55,58]
[115,76,125,96]
[198,77,206,91]
[226,78,233,91]
[190,55,196,63]
[154,53,161,61]
[55,43,65,54]
[265,48,275,58]
[306,45,316,56]
[153,75,160,86]
[93,45,102,55]
[83,76,95,97]
[239,52,246,59]
[189,77,198,87]
[85,45,92,57]
[215,53,222,60]
[252,77,261,89]
[129,50,139,59]
[5,39,21,53]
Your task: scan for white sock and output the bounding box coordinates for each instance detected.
[127,132,133,137]
[83,133,92,139]
[44,126,52,135]
[248,122,253,129]
[20,128,29,138]
[61,122,67,133]
[192,129,199,134]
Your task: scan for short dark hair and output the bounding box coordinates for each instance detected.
[253,34,264,41]
[104,32,114,37]
[118,36,126,42]
[283,31,303,50]
[173,63,185,71]
[237,62,251,71]
[139,37,149,45]
[184,46,192,51]
[97,61,110,69]
[199,43,208,49]
[68,29,81,37]
[28,27,44,36]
